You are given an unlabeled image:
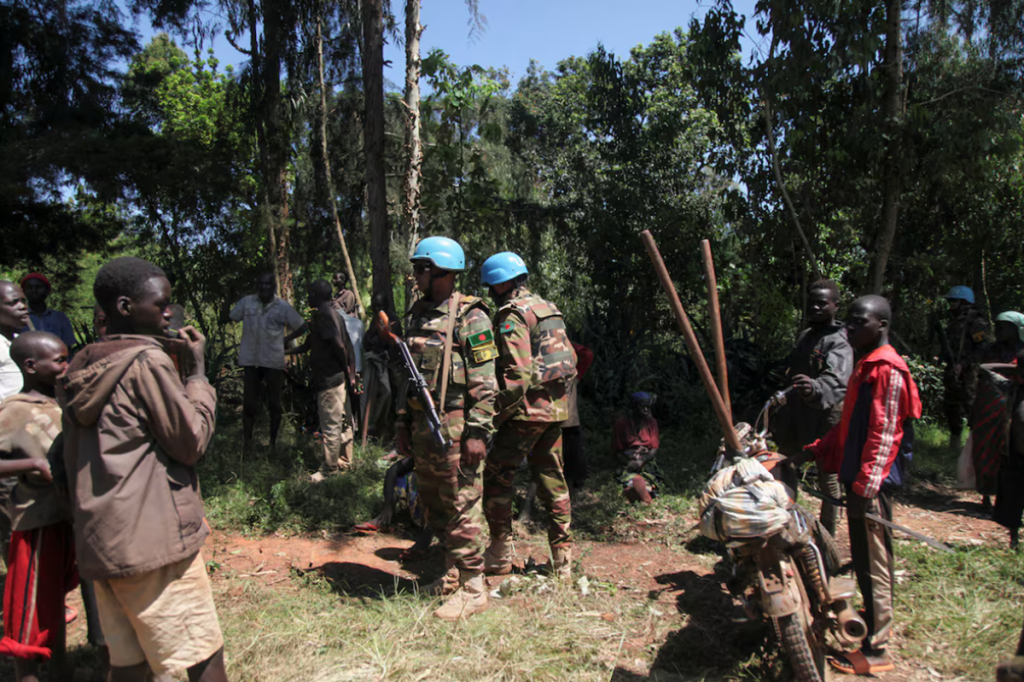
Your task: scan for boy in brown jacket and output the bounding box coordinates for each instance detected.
[60,257,228,682]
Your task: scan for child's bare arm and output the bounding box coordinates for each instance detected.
[0,456,51,481]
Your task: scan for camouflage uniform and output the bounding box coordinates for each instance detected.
[942,306,989,439]
[396,294,498,574]
[484,287,576,550]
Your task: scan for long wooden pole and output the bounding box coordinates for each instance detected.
[640,231,741,453]
[700,240,732,422]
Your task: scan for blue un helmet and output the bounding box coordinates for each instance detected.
[480,252,528,286]
[945,285,976,304]
[411,236,465,272]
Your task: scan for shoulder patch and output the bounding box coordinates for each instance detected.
[499,320,516,334]
[467,328,495,348]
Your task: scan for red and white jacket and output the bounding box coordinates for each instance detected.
[807,344,922,498]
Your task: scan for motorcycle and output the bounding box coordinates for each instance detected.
[706,396,866,682]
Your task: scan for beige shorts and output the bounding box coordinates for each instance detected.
[93,550,225,676]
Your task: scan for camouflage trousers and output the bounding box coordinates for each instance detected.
[484,421,572,548]
[409,409,485,574]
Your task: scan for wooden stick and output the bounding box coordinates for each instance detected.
[700,240,732,422]
[361,390,373,448]
[640,231,741,452]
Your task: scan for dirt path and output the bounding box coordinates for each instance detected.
[202,485,1002,681]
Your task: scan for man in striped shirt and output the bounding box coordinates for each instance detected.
[798,295,922,676]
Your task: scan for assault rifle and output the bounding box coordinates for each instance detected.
[375,311,451,452]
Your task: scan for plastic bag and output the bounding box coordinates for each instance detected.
[955,433,976,490]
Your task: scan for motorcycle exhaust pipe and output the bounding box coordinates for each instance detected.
[834,602,868,643]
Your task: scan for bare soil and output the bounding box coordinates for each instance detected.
[202,484,1003,682]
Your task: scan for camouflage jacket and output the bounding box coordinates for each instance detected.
[396,293,498,441]
[944,306,989,367]
[493,287,577,425]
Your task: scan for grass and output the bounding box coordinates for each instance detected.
[2,403,1020,681]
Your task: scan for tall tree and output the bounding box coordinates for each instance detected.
[362,0,393,313]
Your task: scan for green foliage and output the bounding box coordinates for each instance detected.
[904,354,946,424]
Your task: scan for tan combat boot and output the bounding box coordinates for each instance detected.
[551,545,572,581]
[422,565,459,597]
[434,572,489,621]
[483,535,512,576]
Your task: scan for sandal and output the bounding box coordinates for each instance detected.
[353,521,380,533]
[829,650,895,675]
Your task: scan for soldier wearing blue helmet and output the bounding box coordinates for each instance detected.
[396,236,498,620]
[480,251,577,580]
[941,285,989,454]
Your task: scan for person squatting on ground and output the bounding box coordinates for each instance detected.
[793,295,922,676]
[353,455,435,559]
[396,237,498,621]
[0,332,100,682]
[60,257,229,682]
[19,273,77,351]
[229,273,308,456]
[288,280,359,481]
[612,392,663,504]
[561,341,594,491]
[771,279,853,536]
[939,285,988,451]
[479,252,577,580]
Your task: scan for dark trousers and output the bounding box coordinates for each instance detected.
[562,426,588,487]
[847,485,895,651]
[243,366,285,448]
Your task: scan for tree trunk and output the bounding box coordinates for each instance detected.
[317,16,363,318]
[263,0,293,303]
[402,0,423,309]
[362,0,394,314]
[868,0,903,295]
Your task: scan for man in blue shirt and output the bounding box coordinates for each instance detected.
[20,274,76,351]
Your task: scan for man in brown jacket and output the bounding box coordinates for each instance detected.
[60,257,228,682]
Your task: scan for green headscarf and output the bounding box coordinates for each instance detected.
[996,311,1024,343]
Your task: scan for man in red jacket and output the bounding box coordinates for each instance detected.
[793,295,922,676]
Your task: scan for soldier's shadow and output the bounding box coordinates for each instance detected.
[640,568,771,679]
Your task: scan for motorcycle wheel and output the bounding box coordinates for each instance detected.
[776,560,828,682]
[776,611,825,682]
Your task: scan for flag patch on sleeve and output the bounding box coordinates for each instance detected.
[499,320,516,334]
[467,328,497,363]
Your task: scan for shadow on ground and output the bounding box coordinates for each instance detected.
[306,561,419,598]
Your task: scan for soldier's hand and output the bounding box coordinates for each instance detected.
[461,437,487,468]
[792,374,814,397]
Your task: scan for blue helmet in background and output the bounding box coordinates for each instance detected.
[945,286,975,304]
[411,236,465,272]
[480,252,529,286]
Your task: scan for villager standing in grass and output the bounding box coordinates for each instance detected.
[0,281,30,566]
[792,295,922,676]
[940,286,988,451]
[287,280,359,481]
[19,273,77,351]
[771,279,853,535]
[0,332,78,682]
[396,237,498,621]
[480,252,577,580]
[973,312,1024,514]
[228,273,308,456]
[61,257,228,681]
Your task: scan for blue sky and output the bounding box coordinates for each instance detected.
[131,0,762,88]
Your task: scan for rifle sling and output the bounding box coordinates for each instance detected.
[438,292,461,417]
